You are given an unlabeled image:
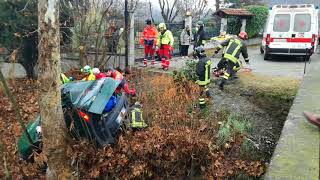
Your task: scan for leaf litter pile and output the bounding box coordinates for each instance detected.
[0,70,265,179]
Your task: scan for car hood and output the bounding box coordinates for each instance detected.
[61,78,120,114]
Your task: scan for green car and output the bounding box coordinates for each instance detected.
[18,78,130,160]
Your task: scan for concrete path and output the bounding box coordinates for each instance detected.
[135,46,320,79]
[264,58,320,180]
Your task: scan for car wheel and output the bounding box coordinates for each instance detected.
[260,46,264,54]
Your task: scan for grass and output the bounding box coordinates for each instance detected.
[217,113,252,147]
[238,72,300,100]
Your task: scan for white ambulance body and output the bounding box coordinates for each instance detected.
[261,4,319,60]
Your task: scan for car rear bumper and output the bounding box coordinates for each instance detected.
[266,46,314,56]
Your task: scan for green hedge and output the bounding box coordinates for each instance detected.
[227,5,269,38]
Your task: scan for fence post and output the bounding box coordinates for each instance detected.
[220,18,227,33]
[241,18,247,32]
[129,12,135,67]
[185,11,192,29]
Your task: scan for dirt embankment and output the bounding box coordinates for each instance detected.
[210,72,300,162]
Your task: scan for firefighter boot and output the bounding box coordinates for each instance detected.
[204,86,212,98]
[143,59,147,67]
[164,59,170,71]
[199,98,206,109]
[161,58,166,69]
[216,78,226,90]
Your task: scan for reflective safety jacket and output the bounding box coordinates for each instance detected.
[140,25,158,46]
[157,30,174,47]
[129,105,148,128]
[196,56,212,86]
[217,37,249,63]
[110,70,123,81]
[82,70,96,81]
[60,73,70,84]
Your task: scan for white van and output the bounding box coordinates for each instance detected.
[261,4,319,60]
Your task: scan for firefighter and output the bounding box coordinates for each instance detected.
[215,31,249,90]
[105,67,136,96]
[81,65,96,81]
[140,19,158,67]
[195,46,212,109]
[128,102,148,128]
[212,32,237,77]
[156,23,174,70]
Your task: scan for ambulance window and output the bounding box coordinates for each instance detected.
[273,14,290,32]
[294,14,311,32]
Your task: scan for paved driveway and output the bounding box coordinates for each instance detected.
[211,46,320,79]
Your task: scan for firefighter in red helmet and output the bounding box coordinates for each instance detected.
[214,31,249,90]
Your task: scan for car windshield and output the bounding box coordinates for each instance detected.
[294,14,311,32]
[77,79,105,109]
[273,14,290,32]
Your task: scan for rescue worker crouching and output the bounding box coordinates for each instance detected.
[105,67,136,96]
[81,65,96,81]
[140,19,158,67]
[211,31,236,77]
[195,46,212,109]
[156,23,174,70]
[215,31,249,90]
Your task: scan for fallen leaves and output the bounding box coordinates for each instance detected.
[0,73,266,179]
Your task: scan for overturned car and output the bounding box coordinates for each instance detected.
[18,78,146,160]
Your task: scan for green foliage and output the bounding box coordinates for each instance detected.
[227,17,242,35]
[226,5,269,38]
[217,114,252,147]
[245,6,269,38]
[0,0,37,49]
[180,59,199,82]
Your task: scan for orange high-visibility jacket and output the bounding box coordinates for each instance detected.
[139,25,158,46]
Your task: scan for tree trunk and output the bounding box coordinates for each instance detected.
[38,0,72,179]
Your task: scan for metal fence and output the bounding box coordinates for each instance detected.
[134,21,185,58]
[134,18,221,59]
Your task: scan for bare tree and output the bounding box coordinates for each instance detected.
[158,0,181,24]
[38,0,71,178]
[179,0,209,21]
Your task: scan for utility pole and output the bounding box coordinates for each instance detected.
[124,0,129,67]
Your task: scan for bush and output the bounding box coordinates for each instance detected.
[245,6,269,38]
[227,5,269,38]
[179,59,199,82]
[217,114,252,147]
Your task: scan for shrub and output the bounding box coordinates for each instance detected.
[245,6,269,38]
[227,5,269,38]
[217,114,252,147]
[179,59,199,82]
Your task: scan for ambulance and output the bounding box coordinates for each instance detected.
[260,4,319,60]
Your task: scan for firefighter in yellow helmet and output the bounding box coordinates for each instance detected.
[156,23,174,70]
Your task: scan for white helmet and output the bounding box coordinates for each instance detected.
[82,65,91,73]
[92,68,100,75]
